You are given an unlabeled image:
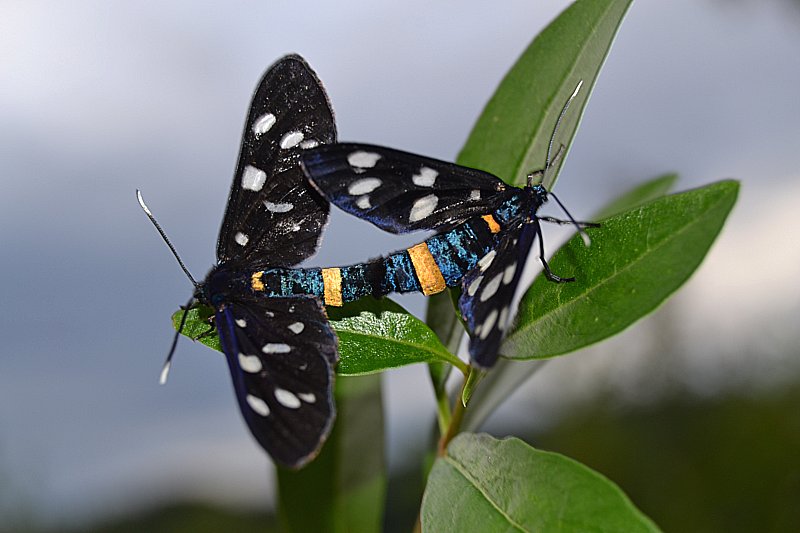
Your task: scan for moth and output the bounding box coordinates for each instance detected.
[140,55,338,468]
[298,84,593,368]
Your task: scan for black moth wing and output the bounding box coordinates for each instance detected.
[459,220,537,369]
[216,294,338,468]
[217,54,336,269]
[301,143,510,234]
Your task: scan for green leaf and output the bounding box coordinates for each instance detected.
[171,305,220,352]
[462,174,677,431]
[503,180,739,360]
[595,173,678,219]
[328,297,466,375]
[461,367,485,408]
[171,297,465,374]
[422,433,660,532]
[278,375,385,533]
[457,0,634,189]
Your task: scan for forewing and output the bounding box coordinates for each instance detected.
[301,143,510,233]
[217,55,336,268]
[459,221,537,369]
[216,295,338,468]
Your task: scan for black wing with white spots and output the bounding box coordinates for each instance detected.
[216,294,338,469]
[301,143,512,234]
[459,220,536,369]
[217,55,336,269]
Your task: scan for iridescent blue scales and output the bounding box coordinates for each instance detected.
[151,55,583,468]
[296,143,562,369]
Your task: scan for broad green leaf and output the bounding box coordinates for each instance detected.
[172,305,219,352]
[422,433,660,532]
[503,180,739,360]
[329,297,465,375]
[462,174,677,431]
[457,0,633,189]
[595,173,678,219]
[172,297,464,374]
[278,375,385,533]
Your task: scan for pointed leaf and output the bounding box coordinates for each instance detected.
[422,433,660,532]
[462,174,677,431]
[503,180,739,360]
[595,173,678,219]
[457,0,634,189]
[328,297,465,375]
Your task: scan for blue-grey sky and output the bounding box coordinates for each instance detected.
[1,0,799,527]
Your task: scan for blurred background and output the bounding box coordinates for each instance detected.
[1,1,798,531]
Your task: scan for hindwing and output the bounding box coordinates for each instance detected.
[215,294,338,468]
[459,220,537,368]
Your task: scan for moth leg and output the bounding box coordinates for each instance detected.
[194,315,217,341]
[539,216,600,228]
[535,220,574,283]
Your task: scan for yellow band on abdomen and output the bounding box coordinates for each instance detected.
[407,242,447,296]
[251,272,264,292]
[482,214,501,234]
[322,267,343,306]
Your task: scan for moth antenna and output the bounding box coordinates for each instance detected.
[530,80,584,187]
[137,189,199,287]
[549,192,593,246]
[159,298,194,384]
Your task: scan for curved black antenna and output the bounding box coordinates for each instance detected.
[528,80,584,188]
[159,297,195,384]
[137,189,200,384]
[136,189,198,288]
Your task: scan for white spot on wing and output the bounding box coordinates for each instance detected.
[288,321,305,334]
[235,318,247,328]
[238,353,262,373]
[234,232,249,246]
[479,309,499,340]
[252,113,276,135]
[412,167,438,187]
[470,189,481,200]
[262,343,291,354]
[300,139,319,149]
[247,394,270,416]
[498,306,511,332]
[264,201,294,213]
[409,194,438,223]
[480,273,503,302]
[280,131,304,149]
[241,165,266,191]
[503,262,517,284]
[467,275,483,297]
[348,177,382,195]
[298,392,316,403]
[348,151,382,168]
[275,388,301,409]
[356,195,371,209]
[477,250,496,272]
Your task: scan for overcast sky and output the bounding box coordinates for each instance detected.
[1,0,799,527]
